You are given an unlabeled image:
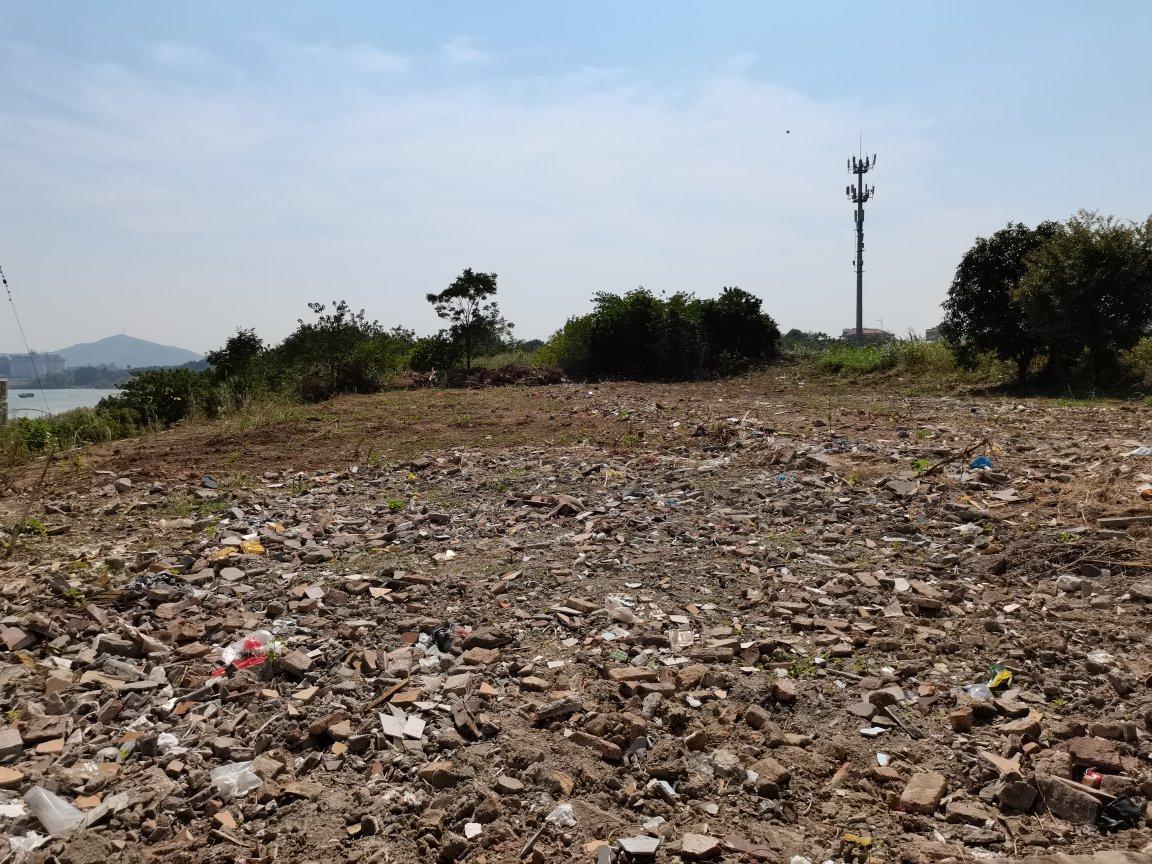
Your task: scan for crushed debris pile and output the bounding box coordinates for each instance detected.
[1,381,1151,862]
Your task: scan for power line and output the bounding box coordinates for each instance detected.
[845,152,877,345]
[0,264,52,418]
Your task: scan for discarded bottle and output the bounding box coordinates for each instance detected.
[23,786,84,837]
[210,761,263,798]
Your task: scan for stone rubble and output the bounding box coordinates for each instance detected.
[0,383,1149,861]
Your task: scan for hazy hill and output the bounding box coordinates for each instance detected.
[54,334,203,369]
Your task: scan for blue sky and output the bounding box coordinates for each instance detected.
[1,1,1150,352]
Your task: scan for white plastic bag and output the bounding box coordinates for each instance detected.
[210,761,263,798]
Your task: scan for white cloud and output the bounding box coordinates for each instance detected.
[257,35,409,75]
[441,36,492,67]
[0,37,949,351]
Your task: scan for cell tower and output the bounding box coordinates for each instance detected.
[845,153,876,344]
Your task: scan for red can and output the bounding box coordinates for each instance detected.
[1082,769,1103,788]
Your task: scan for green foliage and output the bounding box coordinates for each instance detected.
[0,405,139,459]
[815,339,962,376]
[940,221,1060,381]
[262,301,415,402]
[943,212,1152,389]
[206,328,264,380]
[408,336,462,373]
[1016,211,1152,385]
[1126,337,1152,387]
[471,349,541,369]
[426,269,511,370]
[20,517,48,536]
[780,328,834,355]
[387,498,405,513]
[98,368,221,426]
[786,655,817,679]
[541,286,779,381]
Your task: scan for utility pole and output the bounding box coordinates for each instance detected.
[845,153,876,344]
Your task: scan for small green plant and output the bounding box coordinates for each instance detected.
[288,477,312,497]
[387,498,405,513]
[1057,531,1081,543]
[1049,696,1068,712]
[20,517,48,537]
[59,587,85,606]
[192,498,230,518]
[910,458,932,474]
[786,655,817,679]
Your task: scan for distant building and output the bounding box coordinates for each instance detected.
[0,353,66,383]
[840,327,895,344]
[924,326,943,342]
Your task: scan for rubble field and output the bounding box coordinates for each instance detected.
[1,372,1151,864]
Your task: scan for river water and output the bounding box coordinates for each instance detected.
[6,388,121,420]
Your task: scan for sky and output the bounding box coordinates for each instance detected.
[1,1,1151,354]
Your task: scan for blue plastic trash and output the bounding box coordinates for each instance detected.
[970,455,993,469]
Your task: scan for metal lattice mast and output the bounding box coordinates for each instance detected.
[845,153,876,344]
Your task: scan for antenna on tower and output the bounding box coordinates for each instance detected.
[845,147,878,345]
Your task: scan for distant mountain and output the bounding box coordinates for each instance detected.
[54,334,203,369]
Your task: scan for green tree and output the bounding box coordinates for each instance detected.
[939,221,1060,382]
[539,287,780,381]
[696,286,781,372]
[99,368,220,426]
[267,301,414,401]
[426,268,510,370]
[206,328,265,381]
[1016,211,1152,384]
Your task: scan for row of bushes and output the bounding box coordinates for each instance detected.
[538,287,780,381]
[811,335,1152,389]
[6,232,1151,464]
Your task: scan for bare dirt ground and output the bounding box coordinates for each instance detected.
[0,371,1150,863]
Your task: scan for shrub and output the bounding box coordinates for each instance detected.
[943,212,1152,387]
[1126,337,1152,387]
[541,287,780,381]
[98,368,221,426]
[1016,212,1152,385]
[940,221,1060,381]
[816,340,961,376]
[0,405,141,459]
[263,302,415,401]
[408,336,462,373]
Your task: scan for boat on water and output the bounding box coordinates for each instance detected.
[17,393,34,398]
